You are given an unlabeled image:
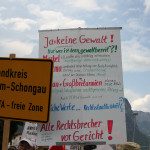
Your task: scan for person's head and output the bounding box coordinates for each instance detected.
[84,145,97,150]
[117,142,141,150]
[8,145,17,150]
[18,138,36,150]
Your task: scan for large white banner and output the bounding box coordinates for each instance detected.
[37,28,126,146]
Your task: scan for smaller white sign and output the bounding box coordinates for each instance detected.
[22,122,37,140]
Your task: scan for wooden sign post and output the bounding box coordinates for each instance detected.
[2,54,16,150]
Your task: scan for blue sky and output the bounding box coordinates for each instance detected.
[0,0,150,112]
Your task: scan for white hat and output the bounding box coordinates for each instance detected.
[20,138,36,148]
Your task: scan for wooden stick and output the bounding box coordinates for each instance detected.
[2,53,16,150]
[2,120,10,150]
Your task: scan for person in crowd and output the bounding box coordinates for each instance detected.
[8,145,17,150]
[18,138,36,150]
[117,142,141,150]
[84,145,97,150]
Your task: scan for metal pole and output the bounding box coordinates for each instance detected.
[148,135,150,150]
[133,112,138,142]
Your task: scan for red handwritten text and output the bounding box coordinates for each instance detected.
[44,36,77,48]
[40,123,55,132]
[43,35,108,48]
[79,35,107,44]
[43,54,60,63]
[73,130,104,141]
[63,78,102,88]
[57,119,102,131]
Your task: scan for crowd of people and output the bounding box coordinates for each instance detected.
[8,138,36,150]
[8,138,141,150]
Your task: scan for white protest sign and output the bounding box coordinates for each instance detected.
[21,122,38,148]
[37,28,126,146]
[22,122,37,140]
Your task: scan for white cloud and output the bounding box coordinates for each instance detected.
[124,89,141,103]
[0,39,35,57]
[112,18,118,22]
[65,0,116,12]
[131,94,150,112]
[123,8,140,15]
[66,0,101,11]
[0,7,7,11]
[102,5,116,12]
[126,18,150,34]
[7,0,28,3]
[125,89,150,112]
[122,38,150,72]
[27,4,86,30]
[0,17,36,31]
[144,0,150,14]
